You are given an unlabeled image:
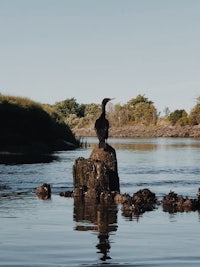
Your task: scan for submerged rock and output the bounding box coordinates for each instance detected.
[162,189,200,213]
[59,191,73,197]
[35,183,51,200]
[120,188,158,217]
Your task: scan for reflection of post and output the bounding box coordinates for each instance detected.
[96,233,110,261]
[74,198,118,261]
[96,203,118,261]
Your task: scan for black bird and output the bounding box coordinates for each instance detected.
[95,98,113,149]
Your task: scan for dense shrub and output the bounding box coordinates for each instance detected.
[54,97,86,118]
[108,95,157,126]
[168,109,188,126]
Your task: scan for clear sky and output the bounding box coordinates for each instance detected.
[0,0,200,114]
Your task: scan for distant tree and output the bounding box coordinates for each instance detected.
[127,94,153,108]
[83,103,100,127]
[65,103,100,129]
[122,95,157,125]
[133,102,157,125]
[189,104,200,125]
[54,98,86,118]
[168,109,188,125]
[84,103,100,117]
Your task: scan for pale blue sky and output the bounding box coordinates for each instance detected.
[0,0,200,114]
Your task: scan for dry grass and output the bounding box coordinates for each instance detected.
[0,94,42,108]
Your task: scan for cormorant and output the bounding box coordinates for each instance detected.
[95,98,113,149]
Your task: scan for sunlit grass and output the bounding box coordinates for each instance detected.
[0,94,42,108]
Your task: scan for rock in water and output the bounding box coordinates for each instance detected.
[35,183,51,200]
[73,144,120,201]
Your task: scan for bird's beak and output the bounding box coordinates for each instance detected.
[109,98,115,101]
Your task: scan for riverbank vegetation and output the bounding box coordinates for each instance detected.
[53,95,200,137]
[1,93,200,155]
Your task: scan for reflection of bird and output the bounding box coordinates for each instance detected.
[95,98,113,149]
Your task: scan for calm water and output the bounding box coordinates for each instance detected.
[1,137,200,267]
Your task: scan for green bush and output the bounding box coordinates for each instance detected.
[168,109,188,126]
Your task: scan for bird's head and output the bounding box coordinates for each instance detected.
[102,98,114,105]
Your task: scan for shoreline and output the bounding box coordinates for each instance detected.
[0,152,57,164]
[73,125,200,138]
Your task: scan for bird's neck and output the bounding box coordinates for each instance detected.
[102,104,106,117]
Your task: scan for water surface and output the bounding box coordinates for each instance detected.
[1,138,200,266]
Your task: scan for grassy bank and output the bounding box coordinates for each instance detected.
[0,95,80,156]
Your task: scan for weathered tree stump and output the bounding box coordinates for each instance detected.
[73,144,120,201]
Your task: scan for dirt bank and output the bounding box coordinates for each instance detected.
[73,125,200,138]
